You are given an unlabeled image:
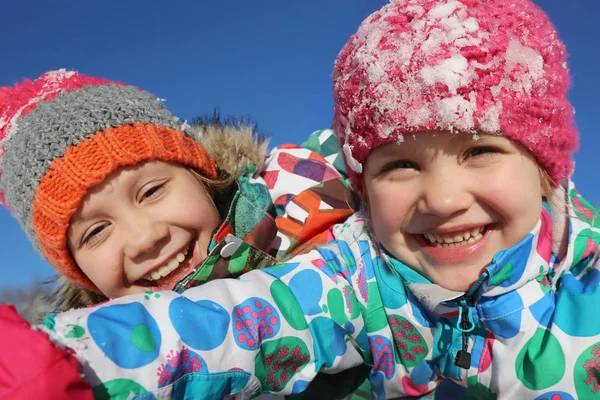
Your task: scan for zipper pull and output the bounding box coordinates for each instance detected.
[454,300,474,369]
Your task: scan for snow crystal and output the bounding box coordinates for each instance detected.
[504,39,545,95]
[397,43,415,66]
[419,1,480,56]
[379,125,396,139]
[396,134,405,144]
[478,104,502,133]
[406,106,432,128]
[472,61,493,70]
[343,143,363,173]
[428,0,460,20]
[404,4,425,16]
[436,94,476,131]
[421,28,446,54]
[421,54,472,95]
[367,61,386,83]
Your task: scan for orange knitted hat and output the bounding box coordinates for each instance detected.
[0,70,218,292]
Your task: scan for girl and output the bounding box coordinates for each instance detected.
[25,0,600,398]
[0,70,357,397]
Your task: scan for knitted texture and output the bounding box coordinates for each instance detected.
[0,70,217,292]
[332,0,578,192]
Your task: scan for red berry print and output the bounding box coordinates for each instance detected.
[232,298,281,350]
[369,335,395,380]
[156,346,207,388]
[258,339,310,392]
[388,315,429,368]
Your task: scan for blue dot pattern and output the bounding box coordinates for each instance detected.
[169,299,230,351]
[309,317,347,368]
[88,302,161,369]
[289,269,323,315]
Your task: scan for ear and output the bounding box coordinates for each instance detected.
[539,169,551,198]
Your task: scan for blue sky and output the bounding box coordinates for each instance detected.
[1,0,599,288]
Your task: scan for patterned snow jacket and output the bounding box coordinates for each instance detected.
[43,181,600,399]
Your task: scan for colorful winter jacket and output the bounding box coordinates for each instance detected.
[42,181,600,399]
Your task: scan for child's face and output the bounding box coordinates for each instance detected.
[363,132,544,291]
[67,161,221,298]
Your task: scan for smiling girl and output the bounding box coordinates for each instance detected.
[0,70,355,310]
[23,0,600,398]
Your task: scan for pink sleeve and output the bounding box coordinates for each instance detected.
[0,304,93,400]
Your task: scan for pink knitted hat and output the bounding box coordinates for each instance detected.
[333,0,578,192]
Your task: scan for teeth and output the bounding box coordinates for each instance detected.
[144,251,188,281]
[423,226,487,248]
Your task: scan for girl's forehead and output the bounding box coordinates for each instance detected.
[372,131,508,154]
[76,161,176,214]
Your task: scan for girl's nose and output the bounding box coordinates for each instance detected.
[416,170,473,218]
[123,216,169,260]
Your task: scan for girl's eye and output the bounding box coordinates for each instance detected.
[141,183,165,201]
[465,146,498,159]
[83,224,107,246]
[382,160,419,172]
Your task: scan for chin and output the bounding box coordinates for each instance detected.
[428,266,484,292]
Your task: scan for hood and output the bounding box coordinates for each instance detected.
[193,119,270,177]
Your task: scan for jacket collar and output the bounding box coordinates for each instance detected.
[174,167,279,292]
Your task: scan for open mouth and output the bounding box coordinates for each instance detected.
[422,225,488,248]
[139,240,198,288]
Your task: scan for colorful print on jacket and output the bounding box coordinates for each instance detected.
[43,181,600,399]
[174,128,355,292]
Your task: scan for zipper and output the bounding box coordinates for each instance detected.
[454,299,475,369]
[453,270,489,369]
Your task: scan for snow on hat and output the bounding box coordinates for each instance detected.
[0,70,217,292]
[333,0,578,192]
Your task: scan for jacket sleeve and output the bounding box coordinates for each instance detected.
[42,247,369,399]
[299,129,349,182]
[0,304,93,400]
[264,130,357,259]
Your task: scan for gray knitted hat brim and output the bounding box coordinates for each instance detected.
[0,83,190,251]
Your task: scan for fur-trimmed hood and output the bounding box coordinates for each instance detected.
[31,120,270,322]
[194,119,270,177]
